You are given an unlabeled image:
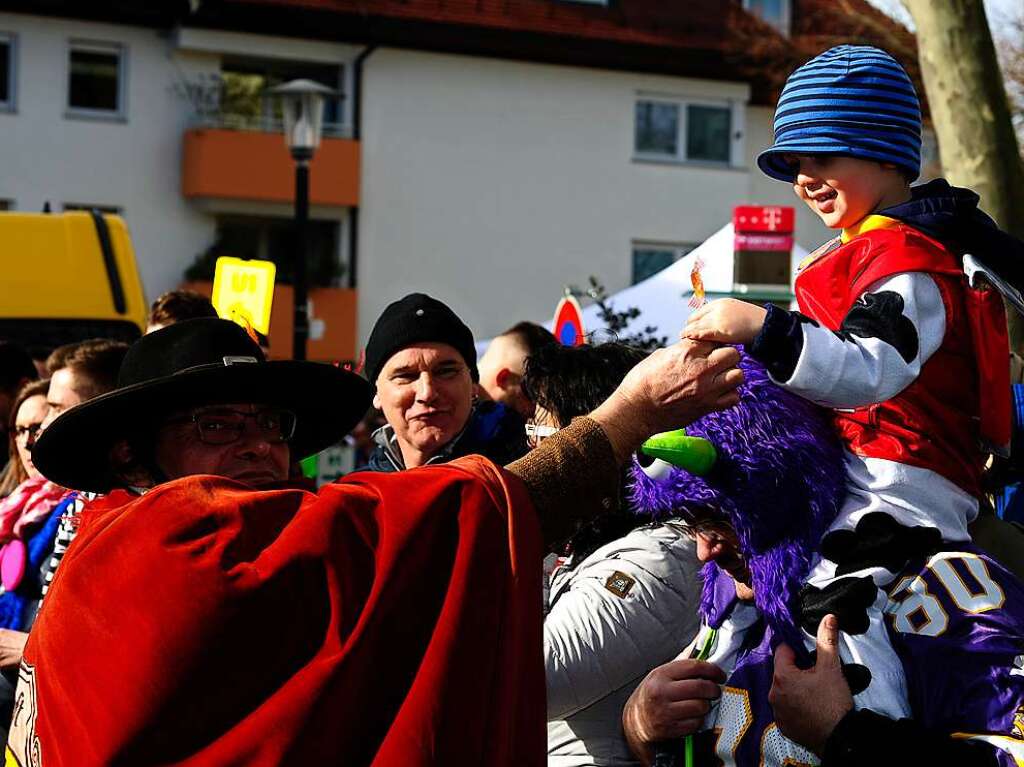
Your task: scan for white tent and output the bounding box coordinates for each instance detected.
[577,223,809,344]
[475,222,809,353]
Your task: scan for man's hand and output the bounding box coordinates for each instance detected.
[622,659,726,765]
[0,629,28,669]
[769,614,853,756]
[592,340,743,463]
[683,299,767,346]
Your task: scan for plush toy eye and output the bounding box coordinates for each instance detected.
[637,455,676,482]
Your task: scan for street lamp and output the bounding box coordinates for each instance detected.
[267,79,338,361]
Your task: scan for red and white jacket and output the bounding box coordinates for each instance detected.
[751,215,1010,540]
[795,216,1010,497]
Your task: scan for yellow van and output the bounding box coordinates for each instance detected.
[0,211,147,350]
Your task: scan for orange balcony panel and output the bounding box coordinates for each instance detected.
[182,128,360,207]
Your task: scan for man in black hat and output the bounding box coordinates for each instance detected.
[11,316,743,766]
[363,293,527,471]
[33,318,367,494]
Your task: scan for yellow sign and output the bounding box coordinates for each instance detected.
[211,257,277,336]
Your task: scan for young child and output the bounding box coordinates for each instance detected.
[686,44,1016,545]
[684,44,1024,746]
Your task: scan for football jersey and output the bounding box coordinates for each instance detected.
[677,546,1024,767]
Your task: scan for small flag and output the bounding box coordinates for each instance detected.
[688,257,706,309]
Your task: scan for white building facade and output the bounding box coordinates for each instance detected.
[0,4,830,357]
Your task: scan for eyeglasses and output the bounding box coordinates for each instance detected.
[677,518,737,546]
[524,422,558,448]
[13,423,43,444]
[166,407,297,446]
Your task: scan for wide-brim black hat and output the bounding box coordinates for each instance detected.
[33,318,371,493]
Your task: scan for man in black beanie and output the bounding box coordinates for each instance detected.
[363,293,527,471]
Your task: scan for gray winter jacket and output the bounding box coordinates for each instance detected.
[545,522,702,766]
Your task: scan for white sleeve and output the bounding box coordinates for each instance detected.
[780,272,946,409]
[544,533,702,720]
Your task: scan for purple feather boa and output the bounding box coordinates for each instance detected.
[630,354,846,650]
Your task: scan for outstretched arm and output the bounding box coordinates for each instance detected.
[683,273,946,409]
[507,341,742,545]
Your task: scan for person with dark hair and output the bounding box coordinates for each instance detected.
[145,289,219,334]
[364,293,527,471]
[478,321,557,418]
[0,379,63,742]
[0,343,39,466]
[33,339,130,606]
[0,339,131,724]
[44,339,128,418]
[8,319,743,766]
[522,342,703,767]
[0,380,51,499]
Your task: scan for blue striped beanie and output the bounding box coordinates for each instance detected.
[757,45,922,183]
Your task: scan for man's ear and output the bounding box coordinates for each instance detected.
[372,393,381,410]
[109,439,155,488]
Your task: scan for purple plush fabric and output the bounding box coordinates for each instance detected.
[630,354,846,650]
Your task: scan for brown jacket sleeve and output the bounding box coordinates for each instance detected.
[505,417,621,546]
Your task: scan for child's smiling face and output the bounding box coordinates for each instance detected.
[784,154,911,230]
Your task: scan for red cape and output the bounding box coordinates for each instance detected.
[8,457,544,766]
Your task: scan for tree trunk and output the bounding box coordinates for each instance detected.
[904,0,1024,350]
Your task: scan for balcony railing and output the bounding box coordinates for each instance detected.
[189,113,354,140]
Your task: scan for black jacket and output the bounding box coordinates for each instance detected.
[364,400,528,472]
[880,178,1024,290]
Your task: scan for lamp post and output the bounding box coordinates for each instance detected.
[267,79,337,361]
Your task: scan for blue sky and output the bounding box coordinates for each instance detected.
[865,0,1020,33]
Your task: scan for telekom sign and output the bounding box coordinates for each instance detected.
[733,206,795,252]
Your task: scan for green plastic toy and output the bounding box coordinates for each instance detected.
[639,429,717,476]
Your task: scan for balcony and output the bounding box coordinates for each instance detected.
[182,122,360,207]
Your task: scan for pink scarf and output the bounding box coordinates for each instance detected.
[0,476,68,542]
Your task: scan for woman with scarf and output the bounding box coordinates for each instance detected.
[524,341,704,767]
[0,379,69,740]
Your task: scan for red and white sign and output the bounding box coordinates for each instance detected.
[734,233,795,252]
[552,295,586,346]
[733,206,794,253]
[733,206,795,234]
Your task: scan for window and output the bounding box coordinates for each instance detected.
[687,105,732,163]
[742,0,791,35]
[733,251,790,287]
[218,56,345,136]
[635,102,678,157]
[67,41,125,117]
[634,98,733,164]
[207,215,344,287]
[631,242,697,285]
[0,33,16,111]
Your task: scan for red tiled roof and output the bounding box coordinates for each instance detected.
[222,0,739,50]
[195,0,802,100]
[7,0,918,106]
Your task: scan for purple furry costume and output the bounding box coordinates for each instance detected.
[631,355,846,654]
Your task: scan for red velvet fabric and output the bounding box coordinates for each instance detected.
[7,456,544,766]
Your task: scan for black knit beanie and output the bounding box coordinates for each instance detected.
[364,293,479,386]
